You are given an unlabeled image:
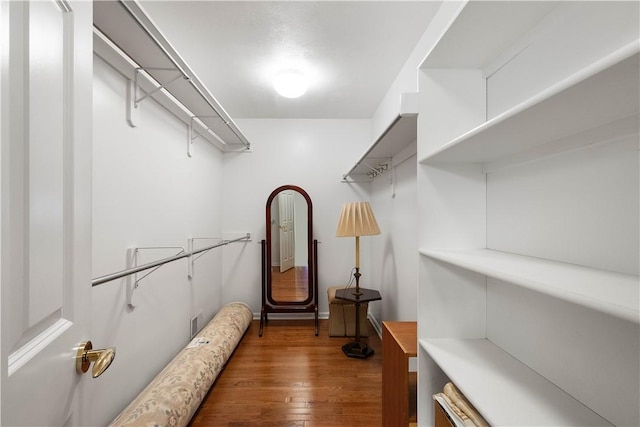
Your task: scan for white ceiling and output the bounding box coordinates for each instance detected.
[137,1,440,119]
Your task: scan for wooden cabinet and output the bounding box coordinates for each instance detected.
[417,2,639,426]
[434,401,453,427]
[382,321,417,426]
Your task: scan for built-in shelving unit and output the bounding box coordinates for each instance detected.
[93,0,250,152]
[421,338,611,426]
[343,93,418,181]
[417,1,639,426]
[420,248,639,324]
[421,1,560,70]
[420,44,639,168]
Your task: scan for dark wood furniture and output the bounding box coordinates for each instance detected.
[334,287,381,358]
[382,321,417,426]
[434,400,454,427]
[260,185,318,337]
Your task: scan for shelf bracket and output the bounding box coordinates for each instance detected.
[133,67,187,107]
[127,67,187,128]
[187,116,227,157]
[186,234,251,278]
[127,246,185,308]
[187,237,221,279]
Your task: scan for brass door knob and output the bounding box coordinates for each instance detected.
[76,341,116,378]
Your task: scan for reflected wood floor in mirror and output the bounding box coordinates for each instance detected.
[271,266,309,302]
[189,319,382,427]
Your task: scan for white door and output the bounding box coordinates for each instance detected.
[278,191,295,273]
[1,1,93,425]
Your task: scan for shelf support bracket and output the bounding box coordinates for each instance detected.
[186,234,250,278]
[127,246,185,308]
[188,116,227,157]
[134,67,187,107]
[187,237,221,279]
[127,67,187,127]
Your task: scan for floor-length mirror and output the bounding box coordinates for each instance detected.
[260,185,318,336]
[269,189,309,302]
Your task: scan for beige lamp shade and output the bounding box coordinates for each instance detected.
[336,202,381,237]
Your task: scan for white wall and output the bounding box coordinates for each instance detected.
[371,1,443,138]
[364,1,444,324]
[220,118,374,317]
[86,6,446,422]
[217,1,447,327]
[90,58,377,425]
[90,56,230,425]
[369,144,417,322]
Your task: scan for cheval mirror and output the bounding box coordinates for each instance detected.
[260,185,318,336]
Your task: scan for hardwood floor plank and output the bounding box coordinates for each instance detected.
[189,319,382,427]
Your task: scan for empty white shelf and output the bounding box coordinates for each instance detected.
[421,1,559,69]
[421,338,612,426]
[93,0,250,151]
[419,45,639,165]
[419,248,639,324]
[343,93,418,181]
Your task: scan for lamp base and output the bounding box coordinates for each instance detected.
[342,341,374,359]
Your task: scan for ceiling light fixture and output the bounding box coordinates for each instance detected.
[273,70,308,98]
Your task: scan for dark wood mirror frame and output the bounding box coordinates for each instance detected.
[260,185,318,337]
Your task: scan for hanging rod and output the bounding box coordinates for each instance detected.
[92,233,251,287]
[117,0,250,150]
[132,246,185,287]
[342,116,401,180]
[188,237,222,279]
[134,67,186,107]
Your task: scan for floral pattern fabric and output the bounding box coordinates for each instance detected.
[109,302,253,427]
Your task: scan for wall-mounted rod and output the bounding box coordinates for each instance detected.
[134,67,186,107]
[93,252,188,287]
[92,233,250,287]
[118,0,250,150]
[342,115,401,180]
[133,246,185,287]
[188,237,220,278]
[191,234,249,256]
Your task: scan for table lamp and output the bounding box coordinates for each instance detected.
[336,201,380,358]
[336,201,381,295]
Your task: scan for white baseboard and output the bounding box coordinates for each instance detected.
[251,310,383,339]
[367,312,383,339]
[252,312,329,320]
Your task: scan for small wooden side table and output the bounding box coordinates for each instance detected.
[334,287,381,358]
[382,321,417,426]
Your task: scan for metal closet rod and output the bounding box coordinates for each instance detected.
[342,115,401,180]
[119,0,250,150]
[92,233,250,287]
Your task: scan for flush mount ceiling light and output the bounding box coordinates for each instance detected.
[273,70,308,98]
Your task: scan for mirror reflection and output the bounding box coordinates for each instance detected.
[270,189,309,303]
[260,184,318,336]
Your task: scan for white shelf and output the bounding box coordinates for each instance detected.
[419,45,639,166]
[93,0,250,151]
[343,93,417,181]
[421,1,560,69]
[418,3,640,426]
[420,338,612,426]
[419,248,639,324]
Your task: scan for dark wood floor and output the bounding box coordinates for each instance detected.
[189,319,382,427]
